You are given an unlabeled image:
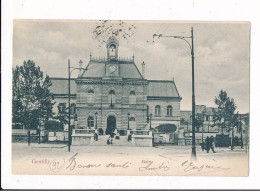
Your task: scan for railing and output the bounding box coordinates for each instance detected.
[12,129,37,135]
[90,56,134,62]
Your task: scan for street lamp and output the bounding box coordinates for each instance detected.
[127,112,130,130]
[153,27,197,160]
[95,112,98,129]
[150,113,153,130]
[68,59,85,152]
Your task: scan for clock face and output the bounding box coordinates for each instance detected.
[109,65,117,73]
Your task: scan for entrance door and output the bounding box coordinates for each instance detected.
[106,116,116,135]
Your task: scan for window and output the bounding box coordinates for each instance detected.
[87,116,94,128]
[155,105,161,117]
[167,105,173,116]
[108,90,116,105]
[58,103,66,114]
[70,103,76,114]
[87,89,95,103]
[129,91,136,104]
[129,117,136,130]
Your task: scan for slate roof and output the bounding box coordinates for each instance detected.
[80,60,143,79]
[49,78,181,98]
[147,80,180,98]
[80,61,105,78]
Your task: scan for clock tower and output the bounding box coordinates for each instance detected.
[105,36,120,77]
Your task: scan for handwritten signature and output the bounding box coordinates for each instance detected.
[181,160,230,175]
[139,161,170,171]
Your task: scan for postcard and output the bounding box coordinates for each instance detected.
[10,20,250,177]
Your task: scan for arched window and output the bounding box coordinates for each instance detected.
[155,105,161,117]
[129,117,136,130]
[70,103,76,114]
[167,105,173,116]
[129,91,136,104]
[108,90,116,105]
[87,89,95,103]
[58,103,66,114]
[87,116,94,128]
[129,117,135,121]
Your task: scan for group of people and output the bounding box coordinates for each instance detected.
[106,128,120,145]
[202,136,216,153]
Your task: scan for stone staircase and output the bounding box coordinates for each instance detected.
[90,135,134,146]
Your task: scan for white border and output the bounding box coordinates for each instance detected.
[2,0,260,190]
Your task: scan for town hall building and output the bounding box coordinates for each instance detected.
[49,36,182,142]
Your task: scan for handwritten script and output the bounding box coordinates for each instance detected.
[181,160,230,175]
[46,153,229,175]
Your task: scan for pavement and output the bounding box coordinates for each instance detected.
[12,142,248,158]
[11,142,249,176]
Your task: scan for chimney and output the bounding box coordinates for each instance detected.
[141,61,145,78]
[78,60,83,77]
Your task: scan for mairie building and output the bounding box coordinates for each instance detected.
[49,36,182,146]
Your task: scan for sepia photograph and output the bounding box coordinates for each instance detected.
[11,20,250,176]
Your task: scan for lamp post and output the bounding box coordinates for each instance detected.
[127,112,130,130]
[153,27,197,160]
[68,59,85,152]
[95,112,98,129]
[150,113,152,130]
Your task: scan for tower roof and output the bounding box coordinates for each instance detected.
[80,59,144,79]
[106,36,119,48]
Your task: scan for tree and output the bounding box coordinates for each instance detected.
[214,90,238,150]
[12,60,55,129]
[55,102,69,130]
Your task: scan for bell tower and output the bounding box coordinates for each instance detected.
[104,36,121,78]
[107,36,119,60]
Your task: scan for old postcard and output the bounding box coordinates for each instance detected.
[11,20,250,176]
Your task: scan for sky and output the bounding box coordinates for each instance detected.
[13,20,250,113]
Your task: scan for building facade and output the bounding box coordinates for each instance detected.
[50,37,182,135]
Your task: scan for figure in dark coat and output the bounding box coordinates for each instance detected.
[205,136,211,153]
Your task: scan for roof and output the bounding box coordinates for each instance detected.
[80,59,143,79]
[49,78,181,99]
[147,80,180,98]
[81,61,105,78]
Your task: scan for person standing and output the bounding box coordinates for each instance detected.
[205,136,210,153]
[210,136,216,153]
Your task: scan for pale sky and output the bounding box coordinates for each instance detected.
[13,20,250,113]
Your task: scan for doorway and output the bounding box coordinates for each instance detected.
[106,115,116,135]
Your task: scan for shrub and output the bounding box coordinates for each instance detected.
[157,124,177,133]
[98,128,104,135]
[45,120,64,132]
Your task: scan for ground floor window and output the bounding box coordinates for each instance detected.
[87,116,94,128]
